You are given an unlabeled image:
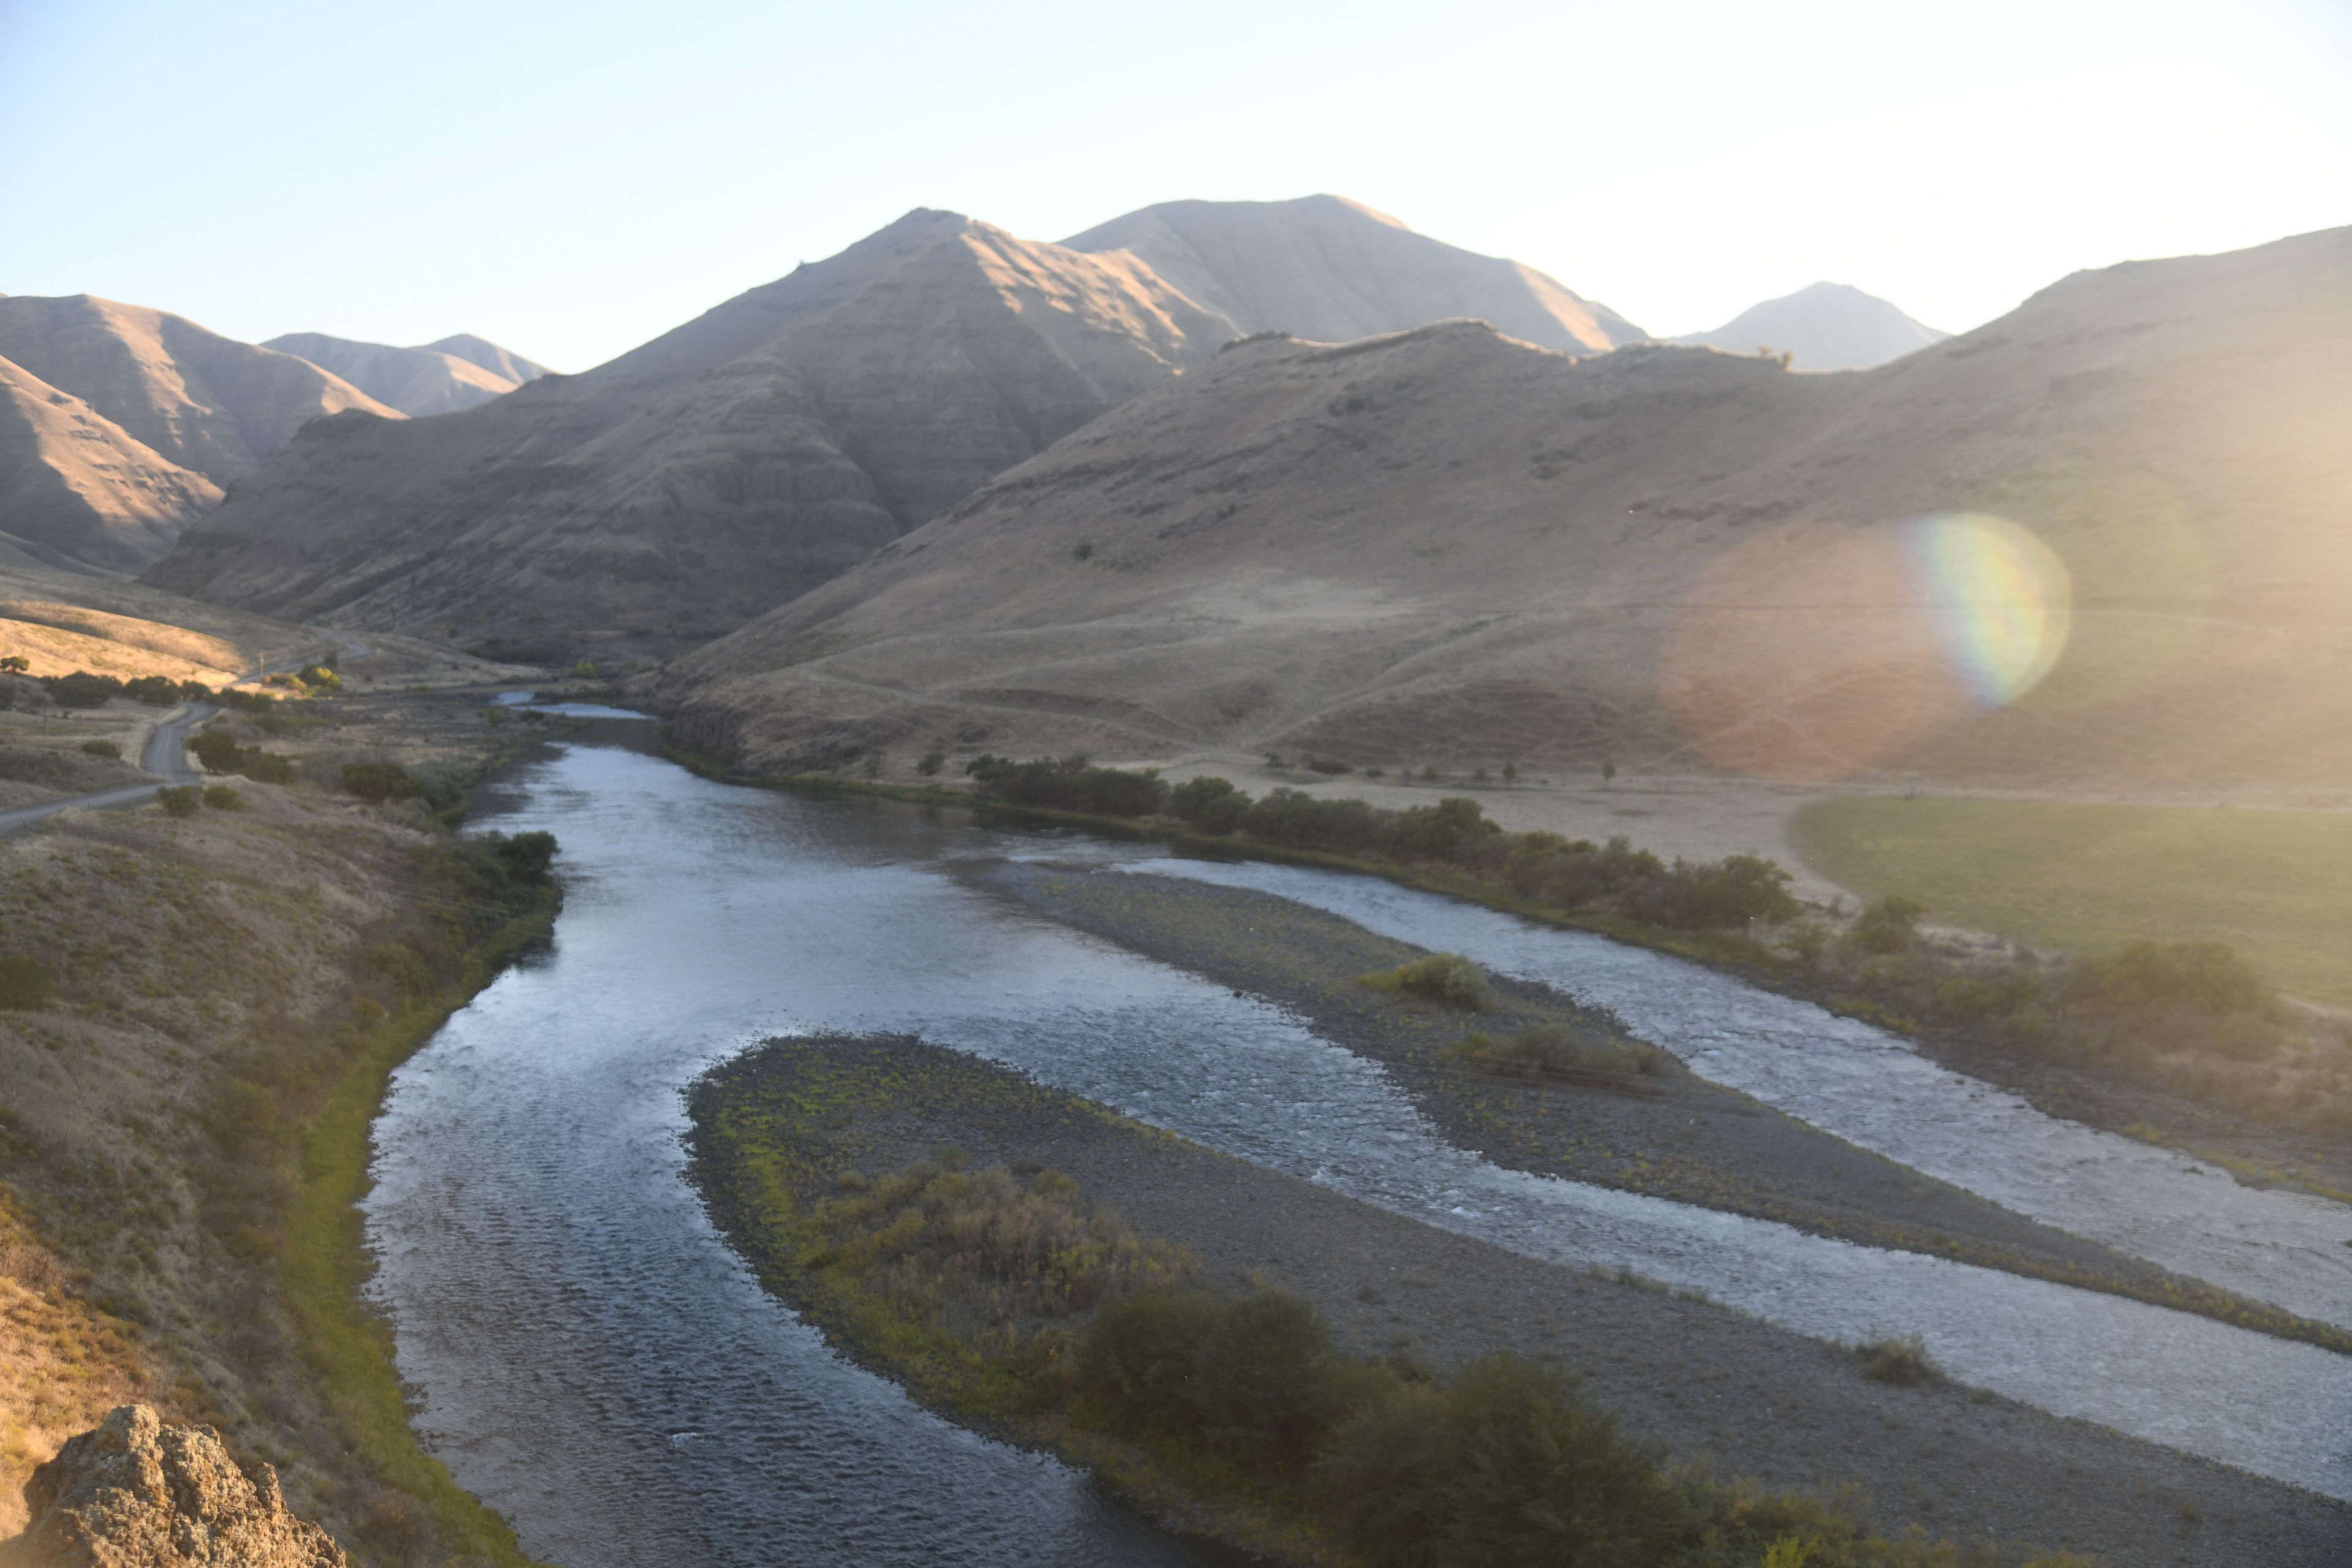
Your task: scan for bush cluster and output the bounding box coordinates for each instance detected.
[1450,1023,1682,1080]
[965,754,1170,817]
[1361,952,1488,1008]
[1074,1289,2005,1567]
[192,726,296,784]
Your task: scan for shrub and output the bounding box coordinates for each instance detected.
[341,761,420,803]
[1623,854,1800,930]
[1077,1290,1345,1478]
[965,754,1169,817]
[1243,788,1381,853]
[79,739,121,759]
[190,728,243,774]
[1169,775,1251,834]
[1856,1333,1940,1386]
[202,786,244,811]
[121,675,182,706]
[1305,756,1352,775]
[1363,952,1487,1008]
[1451,1024,1680,1080]
[1319,1354,1692,1568]
[1379,797,1494,862]
[1852,895,1928,954]
[41,671,121,711]
[491,830,559,885]
[156,785,198,818]
[0,956,54,1009]
[2079,940,2269,1017]
[916,749,946,776]
[0,655,26,673]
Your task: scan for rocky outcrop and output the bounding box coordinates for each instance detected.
[3,1406,343,1567]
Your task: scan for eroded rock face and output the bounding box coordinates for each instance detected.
[5,1406,344,1567]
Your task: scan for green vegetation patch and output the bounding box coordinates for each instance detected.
[1794,797,2352,1009]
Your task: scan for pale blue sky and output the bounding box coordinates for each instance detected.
[3,0,2345,371]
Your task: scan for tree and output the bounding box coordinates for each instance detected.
[0,655,27,673]
[190,728,243,774]
[42,672,121,712]
[1601,758,1617,789]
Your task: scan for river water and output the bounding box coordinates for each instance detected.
[363,741,2352,1566]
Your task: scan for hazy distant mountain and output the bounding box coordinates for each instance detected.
[0,295,398,485]
[1670,282,1947,370]
[149,209,1235,658]
[0,353,222,570]
[1064,195,1644,353]
[263,332,541,417]
[658,225,2352,796]
[426,334,551,386]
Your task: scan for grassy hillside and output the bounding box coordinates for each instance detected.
[1793,797,2352,1008]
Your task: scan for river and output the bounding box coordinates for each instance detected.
[361,737,2352,1566]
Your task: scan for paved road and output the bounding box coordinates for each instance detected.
[0,701,215,837]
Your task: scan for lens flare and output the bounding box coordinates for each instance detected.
[1904,512,2072,709]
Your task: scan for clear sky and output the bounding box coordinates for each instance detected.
[2,0,2345,372]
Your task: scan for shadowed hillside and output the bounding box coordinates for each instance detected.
[657,225,2352,797]
[0,295,398,484]
[0,354,222,570]
[148,209,1237,661]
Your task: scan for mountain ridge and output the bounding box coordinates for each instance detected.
[654,224,2352,795]
[1671,281,1948,370]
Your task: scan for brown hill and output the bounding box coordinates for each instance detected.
[148,210,1235,660]
[0,296,398,486]
[0,355,221,570]
[1063,194,1644,353]
[261,331,527,415]
[1670,282,1948,371]
[424,333,552,386]
[657,225,2352,796]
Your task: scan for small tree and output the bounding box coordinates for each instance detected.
[1852,895,1928,954]
[156,785,199,818]
[916,749,946,777]
[0,655,28,673]
[190,728,243,774]
[1502,761,1518,782]
[1601,758,1617,789]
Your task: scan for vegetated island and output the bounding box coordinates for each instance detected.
[974,861,2348,1354]
[685,1034,2350,1568]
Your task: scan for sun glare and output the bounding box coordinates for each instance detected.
[1904,511,2071,710]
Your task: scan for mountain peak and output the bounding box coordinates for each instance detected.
[1670,282,1948,370]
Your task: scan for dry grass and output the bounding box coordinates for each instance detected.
[0,1196,163,1536]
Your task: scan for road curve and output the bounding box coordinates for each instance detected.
[0,702,216,837]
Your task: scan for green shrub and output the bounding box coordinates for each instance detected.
[1077,1290,1346,1478]
[79,739,121,759]
[1362,952,1488,1008]
[0,956,54,1010]
[202,786,244,811]
[190,727,243,774]
[41,671,121,711]
[1450,1024,1680,1080]
[492,831,559,885]
[2079,940,2269,1017]
[156,785,198,818]
[342,761,421,803]
[1379,797,1495,862]
[916,749,946,776]
[1319,1354,1692,1568]
[1856,1333,1940,1386]
[1170,775,1251,834]
[965,754,1169,816]
[1305,756,1352,775]
[1243,788,1381,853]
[121,675,182,706]
[1852,895,1928,954]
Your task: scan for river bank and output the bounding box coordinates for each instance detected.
[0,685,559,1562]
[687,1033,2350,1567]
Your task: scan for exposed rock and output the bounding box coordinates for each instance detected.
[4,1406,343,1567]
